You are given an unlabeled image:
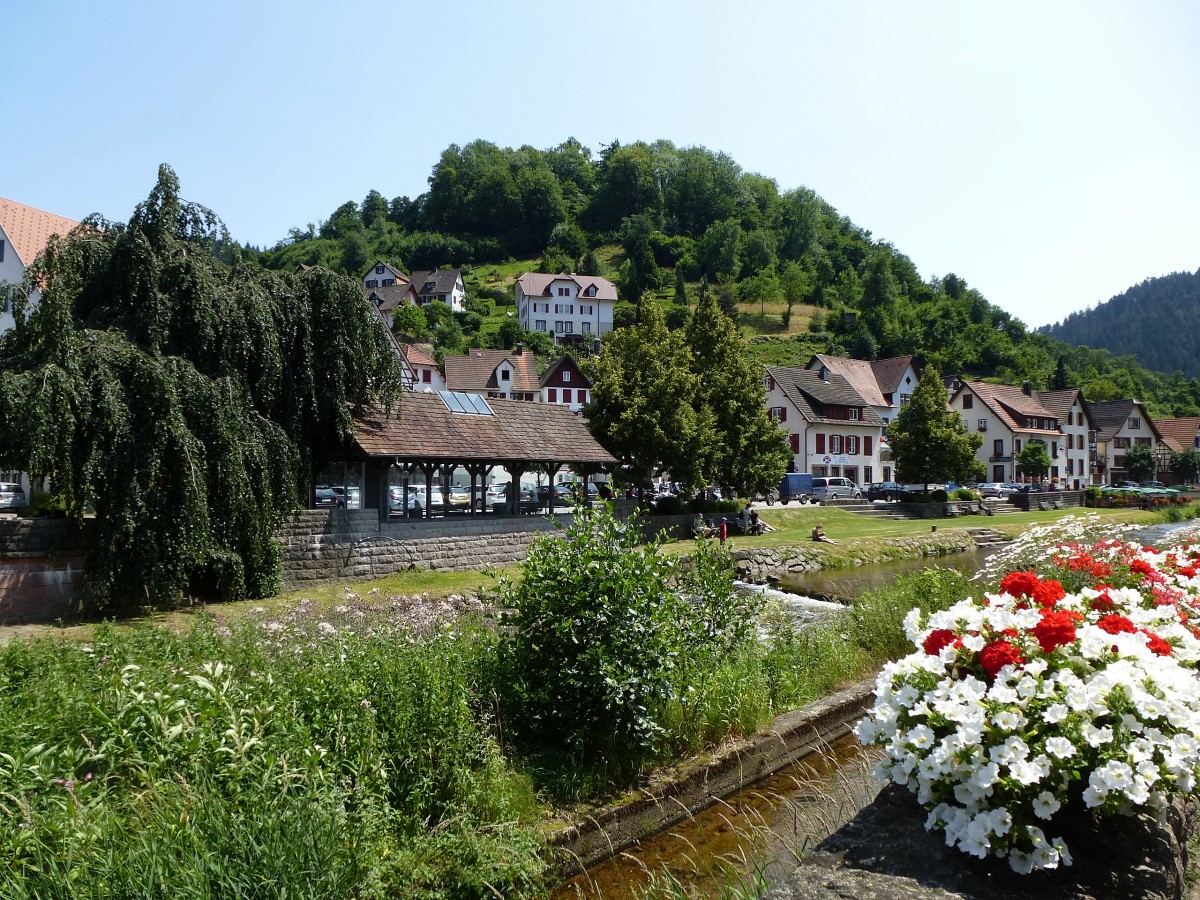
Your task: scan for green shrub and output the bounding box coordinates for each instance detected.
[17,492,69,518]
[498,505,751,780]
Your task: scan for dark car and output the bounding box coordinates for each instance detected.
[314,486,339,508]
[866,481,905,501]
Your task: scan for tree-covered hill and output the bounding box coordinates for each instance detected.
[1039,270,1200,378]
[249,138,1200,419]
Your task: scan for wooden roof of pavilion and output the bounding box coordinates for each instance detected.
[351,391,616,465]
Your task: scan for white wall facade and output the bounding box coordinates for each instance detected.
[1056,400,1092,489]
[765,382,884,486]
[0,223,30,335]
[518,279,613,344]
[1100,404,1157,482]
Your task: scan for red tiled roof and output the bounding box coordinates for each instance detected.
[767,365,886,427]
[401,342,438,369]
[352,392,615,464]
[517,272,619,301]
[0,198,80,268]
[960,382,1060,435]
[1153,417,1200,453]
[443,349,538,394]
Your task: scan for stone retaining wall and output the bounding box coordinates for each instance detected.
[730,530,976,582]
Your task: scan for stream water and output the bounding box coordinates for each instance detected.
[551,734,883,900]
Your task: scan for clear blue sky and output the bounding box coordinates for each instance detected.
[6,0,1197,328]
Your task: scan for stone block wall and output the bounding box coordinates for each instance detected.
[0,517,93,624]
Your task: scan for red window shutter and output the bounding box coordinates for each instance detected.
[816,433,826,453]
[563,389,572,404]
[548,388,557,402]
[864,436,873,455]
[789,433,800,453]
[578,390,586,404]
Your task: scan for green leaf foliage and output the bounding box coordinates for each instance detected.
[1015,441,1053,481]
[887,363,983,488]
[0,166,405,607]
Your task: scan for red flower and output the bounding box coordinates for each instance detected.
[1032,579,1066,609]
[1033,610,1078,653]
[923,628,959,656]
[1090,589,1116,613]
[979,639,1025,679]
[1097,614,1136,635]
[1000,571,1041,599]
[1179,567,1197,578]
[1141,630,1172,657]
[1130,559,1155,576]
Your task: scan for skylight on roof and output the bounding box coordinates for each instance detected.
[438,390,494,416]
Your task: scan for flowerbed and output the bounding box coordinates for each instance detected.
[857,517,1200,873]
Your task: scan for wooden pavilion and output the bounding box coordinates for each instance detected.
[336,391,616,521]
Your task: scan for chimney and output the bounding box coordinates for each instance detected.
[514,343,524,356]
[1022,381,1033,396]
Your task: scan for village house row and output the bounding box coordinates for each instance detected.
[3,197,1199,496]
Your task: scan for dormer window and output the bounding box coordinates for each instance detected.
[500,369,511,382]
[585,285,596,296]
[849,408,860,420]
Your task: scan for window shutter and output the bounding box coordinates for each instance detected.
[548,388,557,402]
[780,406,787,422]
[816,433,825,453]
[864,436,873,455]
[789,433,800,453]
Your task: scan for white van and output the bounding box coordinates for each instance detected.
[811,476,863,501]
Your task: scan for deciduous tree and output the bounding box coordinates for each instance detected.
[887,364,983,489]
[1016,442,1053,482]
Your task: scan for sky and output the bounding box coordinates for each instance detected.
[5,0,1198,328]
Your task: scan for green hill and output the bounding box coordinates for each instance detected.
[245,138,1200,419]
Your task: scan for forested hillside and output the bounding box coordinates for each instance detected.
[246,138,1200,419]
[1040,271,1200,379]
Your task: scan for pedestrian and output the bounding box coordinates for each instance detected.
[719,517,728,546]
[811,523,838,544]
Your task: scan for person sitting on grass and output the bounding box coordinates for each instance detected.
[811,523,838,544]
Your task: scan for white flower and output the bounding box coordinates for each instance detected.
[1042,703,1069,724]
[1032,791,1061,819]
[1083,723,1114,748]
[1043,736,1076,759]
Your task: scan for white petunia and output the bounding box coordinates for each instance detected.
[1042,703,1069,724]
[1043,736,1076,759]
[1032,791,1061,819]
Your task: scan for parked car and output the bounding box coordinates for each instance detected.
[811,476,863,501]
[978,482,1016,498]
[314,486,339,508]
[1141,481,1167,489]
[330,486,360,509]
[866,481,905,501]
[0,482,27,510]
[388,485,443,512]
[449,485,471,506]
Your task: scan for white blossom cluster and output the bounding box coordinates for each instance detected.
[857,536,1200,874]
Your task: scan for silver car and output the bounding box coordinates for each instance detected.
[0,482,27,510]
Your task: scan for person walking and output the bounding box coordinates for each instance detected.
[718,517,728,546]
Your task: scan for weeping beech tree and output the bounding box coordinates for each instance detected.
[0,166,405,606]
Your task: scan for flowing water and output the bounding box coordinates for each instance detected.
[775,548,994,602]
[551,733,883,900]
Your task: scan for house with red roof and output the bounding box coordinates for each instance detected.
[443,347,539,402]
[0,197,80,335]
[515,272,617,347]
[805,354,919,427]
[765,363,887,486]
[399,343,446,393]
[947,380,1095,487]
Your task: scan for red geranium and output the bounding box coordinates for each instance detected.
[923,629,959,656]
[1142,630,1172,657]
[1033,610,1078,653]
[1130,559,1155,576]
[1179,567,1198,578]
[1032,579,1066,609]
[1091,589,1117,613]
[1097,614,1136,635]
[979,639,1025,679]
[999,570,1041,599]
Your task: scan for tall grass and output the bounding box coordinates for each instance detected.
[0,537,973,896]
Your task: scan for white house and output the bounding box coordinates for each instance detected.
[515,273,617,347]
[1088,399,1162,484]
[0,197,80,335]
[362,261,407,290]
[539,354,591,413]
[947,380,1095,487]
[806,354,919,427]
[408,269,466,312]
[765,364,886,486]
[399,343,446,393]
